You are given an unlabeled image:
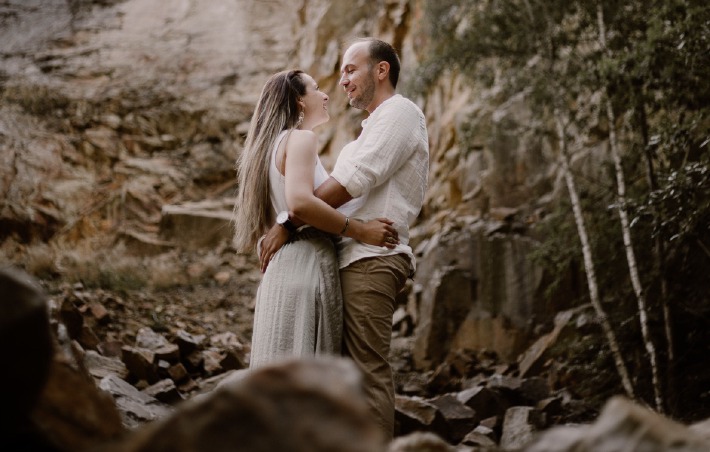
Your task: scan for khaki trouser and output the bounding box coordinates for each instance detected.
[340,253,410,440]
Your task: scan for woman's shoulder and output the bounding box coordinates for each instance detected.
[289,128,317,141]
[285,129,318,152]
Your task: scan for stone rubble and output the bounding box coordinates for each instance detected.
[4,265,710,451]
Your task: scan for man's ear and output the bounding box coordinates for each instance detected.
[376,61,390,82]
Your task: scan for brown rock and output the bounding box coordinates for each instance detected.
[143,379,184,405]
[167,363,189,383]
[79,324,101,350]
[98,340,125,358]
[395,395,447,437]
[88,301,110,323]
[154,344,181,363]
[202,349,225,375]
[428,394,477,443]
[112,357,384,452]
[59,298,83,340]
[456,386,504,421]
[175,329,206,356]
[0,267,55,446]
[220,348,247,371]
[122,346,158,383]
[183,350,204,372]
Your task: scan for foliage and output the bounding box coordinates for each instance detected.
[419,0,710,417]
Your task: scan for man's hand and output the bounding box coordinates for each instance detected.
[259,224,290,273]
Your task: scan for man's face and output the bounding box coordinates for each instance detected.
[339,42,376,112]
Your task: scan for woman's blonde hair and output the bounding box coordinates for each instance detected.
[233,70,306,252]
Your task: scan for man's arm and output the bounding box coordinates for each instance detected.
[314,176,353,209]
[258,177,353,272]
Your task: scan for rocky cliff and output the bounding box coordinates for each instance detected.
[1,0,581,365]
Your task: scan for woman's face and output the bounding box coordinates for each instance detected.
[299,73,329,129]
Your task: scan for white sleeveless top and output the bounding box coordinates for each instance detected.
[268,130,330,217]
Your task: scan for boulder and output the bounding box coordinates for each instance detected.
[524,396,710,452]
[110,357,384,452]
[0,266,55,448]
[1,266,125,451]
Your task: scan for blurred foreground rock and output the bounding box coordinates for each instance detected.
[523,396,710,452]
[0,266,56,450]
[1,266,124,451]
[102,357,385,452]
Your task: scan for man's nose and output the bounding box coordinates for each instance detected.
[339,75,348,86]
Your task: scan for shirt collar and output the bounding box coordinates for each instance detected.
[361,94,401,128]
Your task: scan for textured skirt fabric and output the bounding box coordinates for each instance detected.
[249,227,343,369]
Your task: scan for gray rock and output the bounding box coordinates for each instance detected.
[500,406,542,450]
[99,374,172,428]
[523,396,710,452]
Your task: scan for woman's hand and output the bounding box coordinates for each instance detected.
[259,224,290,273]
[348,218,399,249]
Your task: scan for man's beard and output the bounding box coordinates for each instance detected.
[349,74,375,110]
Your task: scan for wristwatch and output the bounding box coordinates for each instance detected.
[276,211,297,233]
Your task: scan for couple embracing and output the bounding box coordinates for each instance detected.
[232,37,429,439]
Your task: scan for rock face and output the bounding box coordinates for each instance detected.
[2,0,594,435]
[412,219,569,367]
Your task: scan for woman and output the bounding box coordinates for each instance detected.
[233,70,399,368]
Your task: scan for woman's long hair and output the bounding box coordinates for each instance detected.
[233,70,306,252]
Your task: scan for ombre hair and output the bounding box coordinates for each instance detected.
[233,70,307,252]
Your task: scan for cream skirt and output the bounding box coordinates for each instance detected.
[249,227,342,368]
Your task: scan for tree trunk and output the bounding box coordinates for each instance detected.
[636,94,676,413]
[597,3,664,413]
[555,111,635,399]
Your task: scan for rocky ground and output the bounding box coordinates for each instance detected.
[10,256,710,452]
[35,245,604,450]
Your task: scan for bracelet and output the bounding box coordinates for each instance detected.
[340,216,350,235]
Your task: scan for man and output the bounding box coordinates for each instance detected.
[259,37,429,439]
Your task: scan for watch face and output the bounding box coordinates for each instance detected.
[277,211,289,224]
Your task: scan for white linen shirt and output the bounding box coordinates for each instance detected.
[330,94,429,272]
